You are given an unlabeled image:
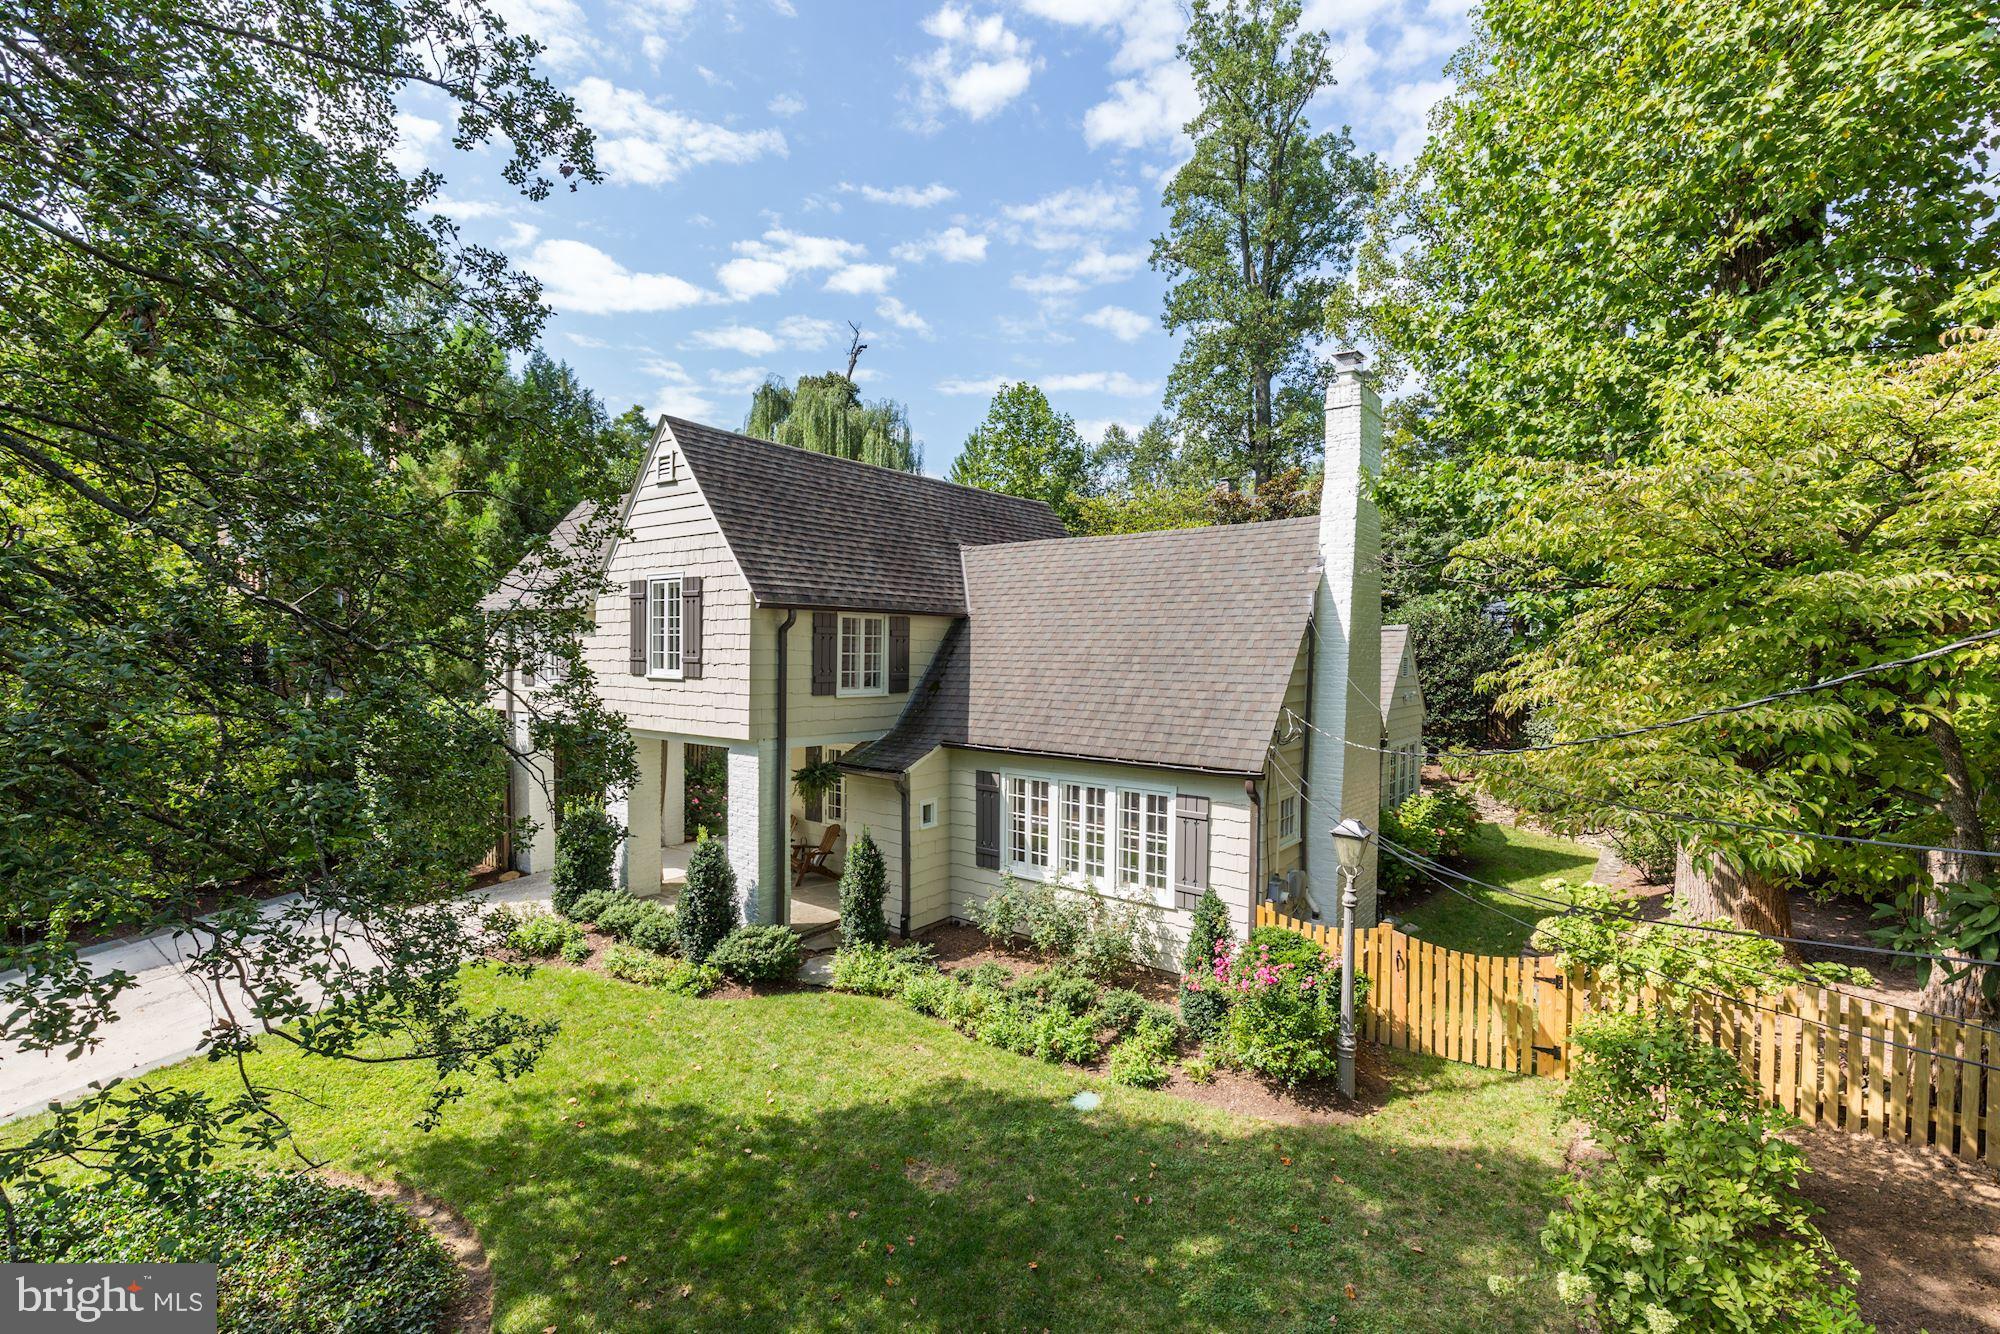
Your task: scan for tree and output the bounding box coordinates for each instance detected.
[1469,324,2000,1014]
[1154,0,1377,487]
[838,828,889,947]
[1397,594,1512,750]
[948,383,1092,529]
[1352,0,2000,469]
[674,838,741,963]
[0,0,629,1216]
[744,372,920,471]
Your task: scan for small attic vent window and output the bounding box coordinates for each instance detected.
[656,449,678,486]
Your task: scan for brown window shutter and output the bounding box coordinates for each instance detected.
[681,576,703,680]
[811,611,837,695]
[804,745,823,822]
[974,770,1000,869]
[628,580,647,675]
[888,615,911,692]
[1174,794,1210,911]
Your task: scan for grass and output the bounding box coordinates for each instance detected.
[15,967,1571,1332]
[1391,823,1602,955]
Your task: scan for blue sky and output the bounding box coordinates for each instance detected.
[397,0,1471,476]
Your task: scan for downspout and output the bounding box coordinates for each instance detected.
[1298,613,1315,885]
[1245,778,1262,935]
[773,606,797,926]
[896,774,913,939]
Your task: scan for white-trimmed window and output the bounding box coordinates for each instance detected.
[918,799,939,829]
[646,575,682,677]
[1277,794,1300,847]
[1060,783,1107,882]
[825,747,846,823]
[838,614,887,695]
[1117,789,1170,896]
[1006,776,1052,871]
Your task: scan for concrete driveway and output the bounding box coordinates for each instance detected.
[0,873,553,1122]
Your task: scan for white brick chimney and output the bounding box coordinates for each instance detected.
[1303,350,1383,923]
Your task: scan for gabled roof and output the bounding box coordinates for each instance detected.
[478,499,612,613]
[664,417,1066,616]
[1379,624,1412,714]
[843,517,1324,777]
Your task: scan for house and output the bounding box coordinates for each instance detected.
[486,351,1420,951]
[1378,625,1425,807]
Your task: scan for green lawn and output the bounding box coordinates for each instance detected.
[1392,823,1602,955]
[20,967,1571,1331]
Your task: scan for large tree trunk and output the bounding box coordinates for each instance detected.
[1919,718,1992,1019]
[1673,844,1796,951]
[1249,365,1272,488]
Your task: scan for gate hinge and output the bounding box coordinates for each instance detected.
[1535,972,1565,989]
[1532,1043,1562,1058]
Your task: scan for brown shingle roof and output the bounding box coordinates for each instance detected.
[667,417,1066,615]
[478,499,613,613]
[1379,624,1410,715]
[843,517,1323,776]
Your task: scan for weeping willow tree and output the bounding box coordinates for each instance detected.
[744,373,921,471]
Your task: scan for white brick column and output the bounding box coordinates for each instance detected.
[514,748,559,875]
[622,736,664,896]
[662,738,686,848]
[1304,350,1384,925]
[726,740,784,924]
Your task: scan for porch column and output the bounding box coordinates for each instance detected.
[726,740,786,924]
[662,738,686,847]
[515,748,558,875]
[618,735,664,896]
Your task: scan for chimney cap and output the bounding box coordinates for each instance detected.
[1333,348,1367,374]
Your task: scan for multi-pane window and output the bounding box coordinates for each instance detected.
[1060,783,1107,881]
[838,614,886,695]
[1006,776,1052,870]
[825,748,846,822]
[1278,794,1299,844]
[1117,790,1170,894]
[646,575,682,676]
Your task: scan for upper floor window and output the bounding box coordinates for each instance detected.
[647,575,682,677]
[838,613,886,696]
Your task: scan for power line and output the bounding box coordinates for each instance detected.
[1290,623,2000,760]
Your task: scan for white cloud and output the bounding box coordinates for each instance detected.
[1081,305,1152,341]
[643,358,718,421]
[1078,416,1143,442]
[1069,245,1148,283]
[710,365,774,392]
[717,228,865,300]
[1045,370,1159,396]
[825,262,897,295]
[1011,272,1082,297]
[429,196,508,221]
[1001,183,1138,249]
[876,296,933,336]
[562,331,610,349]
[617,0,697,62]
[892,226,989,264]
[907,5,1039,128]
[524,239,709,314]
[690,317,840,357]
[490,0,602,70]
[937,375,1008,396]
[389,112,444,175]
[1083,63,1198,150]
[776,315,842,347]
[570,78,787,187]
[852,182,958,208]
[767,92,807,116]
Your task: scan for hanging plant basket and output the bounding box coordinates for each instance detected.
[792,756,844,806]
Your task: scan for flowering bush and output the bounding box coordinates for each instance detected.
[1203,935,1362,1086]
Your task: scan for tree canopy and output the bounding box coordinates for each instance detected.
[744,372,920,472]
[948,382,1093,530]
[0,0,631,1207]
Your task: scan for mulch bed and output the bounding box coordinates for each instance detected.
[323,1172,494,1334]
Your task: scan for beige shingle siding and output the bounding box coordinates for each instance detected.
[1262,635,1312,888]
[906,750,952,931]
[750,609,957,743]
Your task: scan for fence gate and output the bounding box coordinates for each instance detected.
[1255,905,1997,1163]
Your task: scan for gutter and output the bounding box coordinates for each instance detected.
[896,774,913,939]
[1245,778,1263,933]
[773,606,797,926]
[1299,612,1315,884]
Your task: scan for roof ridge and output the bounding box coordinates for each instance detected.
[661,415,1059,514]
[964,512,1321,555]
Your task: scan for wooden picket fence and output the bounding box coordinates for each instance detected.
[1256,905,2000,1164]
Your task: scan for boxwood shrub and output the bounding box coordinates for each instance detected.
[707,924,803,983]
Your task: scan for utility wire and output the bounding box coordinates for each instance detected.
[1296,624,2000,760]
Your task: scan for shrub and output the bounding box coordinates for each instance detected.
[1181,1053,1217,1084]
[506,911,586,959]
[1107,1016,1179,1088]
[594,895,646,941]
[1030,1008,1103,1065]
[1248,925,1327,971]
[559,936,591,965]
[973,999,1036,1055]
[674,837,740,963]
[1214,935,1350,1085]
[551,806,621,916]
[564,888,627,926]
[1607,818,1677,884]
[838,828,890,946]
[939,978,995,1031]
[958,961,1015,991]
[1180,933,1234,1043]
[624,903,679,955]
[1092,987,1148,1035]
[1182,886,1230,975]
[601,945,720,995]
[16,1170,461,1332]
[899,970,958,1017]
[708,925,803,984]
[830,942,934,997]
[1378,789,1479,894]
[971,875,1162,977]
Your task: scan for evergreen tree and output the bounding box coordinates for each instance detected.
[948,382,1092,529]
[674,838,741,963]
[838,828,890,946]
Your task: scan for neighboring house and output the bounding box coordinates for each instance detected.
[485,352,1412,950]
[1378,625,1426,807]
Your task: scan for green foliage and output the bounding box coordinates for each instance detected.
[0,0,615,1197]
[600,945,718,995]
[973,1000,1037,1056]
[947,382,1093,530]
[1182,887,1232,975]
[1156,0,1378,484]
[1180,987,1232,1044]
[958,962,1015,992]
[674,838,740,963]
[683,744,728,840]
[1181,1054,1218,1084]
[1107,1016,1182,1089]
[1018,964,1102,1018]
[562,889,629,927]
[16,1170,461,1331]
[1030,1009,1103,1065]
[1353,0,2000,470]
[1247,925,1328,971]
[506,911,587,960]
[1091,987,1149,1035]
[838,828,890,947]
[623,903,680,956]
[707,925,804,984]
[1213,936,1350,1085]
[828,943,936,997]
[897,970,958,1017]
[1397,594,1514,749]
[551,807,621,915]
[592,896,645,941]
[744,373,921,471]
[1378,789,1480,894]
[971,876,1163,978]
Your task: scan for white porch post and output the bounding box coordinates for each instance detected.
[726,740,785,924]
[622,736,664,896]
[662,738,686,848]
[515,749,559,875]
